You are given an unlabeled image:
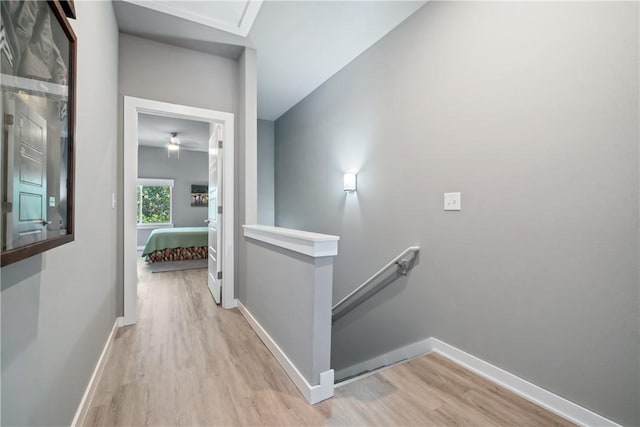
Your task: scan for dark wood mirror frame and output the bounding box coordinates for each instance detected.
[1,0,77,267]
[59,0,76,19]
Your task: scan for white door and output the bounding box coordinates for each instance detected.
[207,123,223,304]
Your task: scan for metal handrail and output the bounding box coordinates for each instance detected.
[332,246,420,315]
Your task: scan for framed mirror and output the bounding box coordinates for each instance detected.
[1,1,76,267]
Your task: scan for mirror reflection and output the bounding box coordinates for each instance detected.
[1,0,71,251]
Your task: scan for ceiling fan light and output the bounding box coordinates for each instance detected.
[167,143,180,151]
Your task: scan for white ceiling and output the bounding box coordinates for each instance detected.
[123,0,263,37]
[249,1,425,120]
[138,114,210,152]
[115,1,426,121]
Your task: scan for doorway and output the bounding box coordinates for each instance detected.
[123,96,235,326]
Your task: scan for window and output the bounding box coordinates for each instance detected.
[137,179,174,227]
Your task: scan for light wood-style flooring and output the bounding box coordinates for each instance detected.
[81,260,574,426]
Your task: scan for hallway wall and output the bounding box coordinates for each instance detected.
[1,2,120,424]
[274,2,639,425]
[236,47,258,299]
[118,33,239,313]
[258,119,275,225]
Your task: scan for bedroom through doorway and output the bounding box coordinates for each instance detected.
[136,114,224,303]
[123,97,235,326]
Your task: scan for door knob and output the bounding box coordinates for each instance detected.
[42,220,52,226]
[204,219,211,224]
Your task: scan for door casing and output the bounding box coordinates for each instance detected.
[123,96,235,325]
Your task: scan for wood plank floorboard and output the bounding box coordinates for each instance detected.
[81,260,575,426]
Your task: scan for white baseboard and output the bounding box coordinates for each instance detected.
[71,316,124,427]
[335,338,431,383]
[427,338,620,427]
[337,336,620,426]
[236,300,334,404]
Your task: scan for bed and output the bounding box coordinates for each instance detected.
[142,227,208,263]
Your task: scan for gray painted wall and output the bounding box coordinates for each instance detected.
[274,2,639,425]
[236,48,258,299]
[137,146,208,246]
[1,2,120,424]
[258,119,275,225]
[241,239,332,384]
[118,33,239,313]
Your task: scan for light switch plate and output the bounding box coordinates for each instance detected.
[444,192,461,211]
[49,196,56,207]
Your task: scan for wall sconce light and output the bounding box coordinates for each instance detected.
[344,173,357,192]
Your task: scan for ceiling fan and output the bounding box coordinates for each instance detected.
[166,132,200,157]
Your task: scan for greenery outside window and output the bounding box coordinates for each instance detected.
[137,178,174,227]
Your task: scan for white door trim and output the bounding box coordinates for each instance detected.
[123,96,236,325]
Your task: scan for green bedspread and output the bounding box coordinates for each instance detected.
[142,227,208,256]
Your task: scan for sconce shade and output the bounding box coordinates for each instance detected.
[344,173,357,192]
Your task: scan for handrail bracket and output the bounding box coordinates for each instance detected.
[396,258,410,276]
